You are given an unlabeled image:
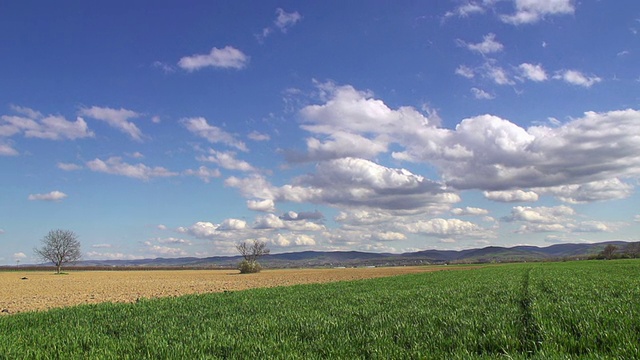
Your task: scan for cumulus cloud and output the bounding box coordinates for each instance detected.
[273,233,316,247]
[459,33,504,54]
[402,218,484,237]
[87,157,178,180]
[13,252,27,260]
[179,221,219,240]
[183,166,221,183]
[197,149,256,172]
[2,106,94,141]
[519,63,548,82]
[79,106,143,141]
[538,178,634,203]
[178,46,248,71]
[280,210,324,221]
[451,207,489,216]
[501,0,575,25]
[484,190,540,202]
[28,190,68,202]
[219,218,247,231]
[182,117,247,151]
[554,70,601,88]
[247,199,276,212]
[295,84,640,206]
[504,205,575,223]
[285,158,459,211]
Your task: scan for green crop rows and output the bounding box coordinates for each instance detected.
[1,260,639,359]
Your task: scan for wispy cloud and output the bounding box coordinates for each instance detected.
[28,190,68,202]
[79,106,144,141]
[86,157,178,181]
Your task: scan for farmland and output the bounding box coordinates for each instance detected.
[1,260,639,358]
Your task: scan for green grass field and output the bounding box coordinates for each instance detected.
[1,260,639,359]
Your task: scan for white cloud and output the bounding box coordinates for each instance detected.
[2,106,94,141]
[284,158,459,211]
[451,207,489,216]
[484,190,539,202]
[182,117,247,151]
[87,157,178,181]
[258,8,302,41]
[13,252,27,260]
[91,244,112,248]
[248,131,270,141]
[571,221,612,233]
[197,149,255,172]
[519,63,548,82]
[505,205,574,224]
[274,8,302,32]
[370,231,406,241]
[501,0,575,25]
[142,241,188,257]
[85,252,144,260]
[219,218,247,231]
[178,46,248,71]
[444,2,485,18]
[183,166,221,183]
[273,233,316,247]
[634,215,640,223]
[482,62,515,85]
[539,178,634,203]
[247,199,276,212]
[179,221,219,239]
[79,106,143,141]
[28,190,67,202]
[0,142,18,156]
[461,33,504,54]
[285,132,388,162]
[402,218,483,237]
[471,87,495,100]
[455,65,475,79]
[554,70,601,88]
[57,162,82,171]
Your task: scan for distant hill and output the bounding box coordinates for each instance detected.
[47,240,635,269]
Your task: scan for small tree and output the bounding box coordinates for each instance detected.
[34,229,81,274]
[236,239,270,274]
[600,244,618,260]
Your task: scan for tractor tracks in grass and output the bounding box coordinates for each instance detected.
[519,267,542,356]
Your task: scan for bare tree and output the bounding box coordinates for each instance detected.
[600,244,618,260]
[34,229,81,274]
[236,240,270,273]
[624,242,640,259]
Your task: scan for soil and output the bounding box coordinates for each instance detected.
[0,266,449,315]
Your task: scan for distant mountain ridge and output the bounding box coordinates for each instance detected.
[68,241,632,268]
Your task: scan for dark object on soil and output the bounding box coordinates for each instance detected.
[21,277,28,280]
[1,309,9,313]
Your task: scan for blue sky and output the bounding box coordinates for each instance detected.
[2,1,640,264]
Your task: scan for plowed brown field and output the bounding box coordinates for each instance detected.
[1,266,449,315]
